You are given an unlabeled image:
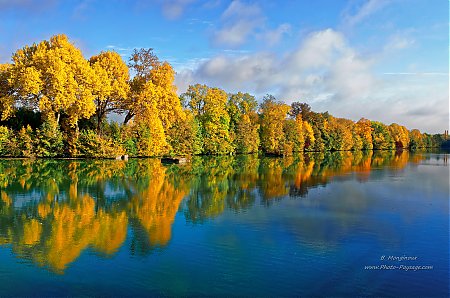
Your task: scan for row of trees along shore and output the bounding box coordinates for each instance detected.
[0,34,445,158]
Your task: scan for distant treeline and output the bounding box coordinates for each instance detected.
[0,34,445,158]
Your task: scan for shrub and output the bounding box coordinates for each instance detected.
[77,129,124,158]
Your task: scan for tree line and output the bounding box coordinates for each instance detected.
[0,34,444,158]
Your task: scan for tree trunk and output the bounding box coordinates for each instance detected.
[124,112,134,125]
[97,108,102,135]
[96,99,103,135]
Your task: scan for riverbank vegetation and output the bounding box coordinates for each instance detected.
[0,34,445,158]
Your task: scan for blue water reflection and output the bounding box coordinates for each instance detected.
[0,151,448,297]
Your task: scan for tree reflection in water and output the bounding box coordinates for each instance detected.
[0,150,425,273]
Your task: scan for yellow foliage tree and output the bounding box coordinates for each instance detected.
[283,115,305,155]
[259,95,290,155]
[236,113,260,154]
[335,118,354,151]
[303,120,315,150]
[132,81,168,156]
[409,129,423,149]
[9,34,96,127]
[121,49,185,156]
[183,84,234,154]
[355,118,373,150]
[122,49,184,128]
[0,64,14,121]
[228,92,259,154]
[389,123,410,149]
[89,51,130,133]
[149,62,185,128]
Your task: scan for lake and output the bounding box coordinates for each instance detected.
[0,151,448,297]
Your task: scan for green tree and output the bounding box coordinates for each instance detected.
[227,92,259,154]
[35,116,64,157]
[182,84,234,155]
[371,121,394,150]
[409,129,423,149]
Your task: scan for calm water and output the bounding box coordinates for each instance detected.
[0,151,448,297]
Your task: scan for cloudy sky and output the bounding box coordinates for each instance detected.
[0,0,448,133]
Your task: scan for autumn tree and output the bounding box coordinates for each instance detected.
[289,102,316,151]
[199,86,234,155]
[236,113,260,154]
[371,121,394,150]
[120,48,185,156]
[259,95,290,155]
[409,129,423,149]
[302,121,315,150]
[290,102,312,121]
[328,117,354,151]
[132,82,168,156]
[0,64,14,121]
[388,123,409,149]
[9,34,96,128]
[89,51,129,134]
[149,62,185,129]
[283,115,305,155]
[182,84,234,155]
[227,92,258,129]
[307,112,330,151]
[182,83,208,117]
[121,49,157,123]
[227,92,259,154]
[355,118,373,150]
[167,111,203,156]
[122,49,183,127]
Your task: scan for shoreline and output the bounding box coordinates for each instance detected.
[0,147,444,160]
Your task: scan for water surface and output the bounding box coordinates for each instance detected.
[0,151,448,297]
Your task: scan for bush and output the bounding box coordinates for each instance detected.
[0,126,9,156]
[35,121,64,157]
[17,126,35,157]
[77,129,124,158]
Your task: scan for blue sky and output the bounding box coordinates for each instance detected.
[0,0,448,133]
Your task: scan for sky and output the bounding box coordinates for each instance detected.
[0,0,448,133]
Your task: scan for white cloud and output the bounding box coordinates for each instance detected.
[221,0,259,19]
[383,35,415,51]
[212,0,264,47]
[161,0,196,19]
[383,72,448,76]
[213,19,261,47]
[179,29,375,101]
[342,0,390,27]
[136,0,196,20]
[263,23,291,46]
[286,29,347,70]
[175,28,448,133]
[211,0,291,48]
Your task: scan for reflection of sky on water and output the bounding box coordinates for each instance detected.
[216,154,448,247]
[0,152,448,296]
